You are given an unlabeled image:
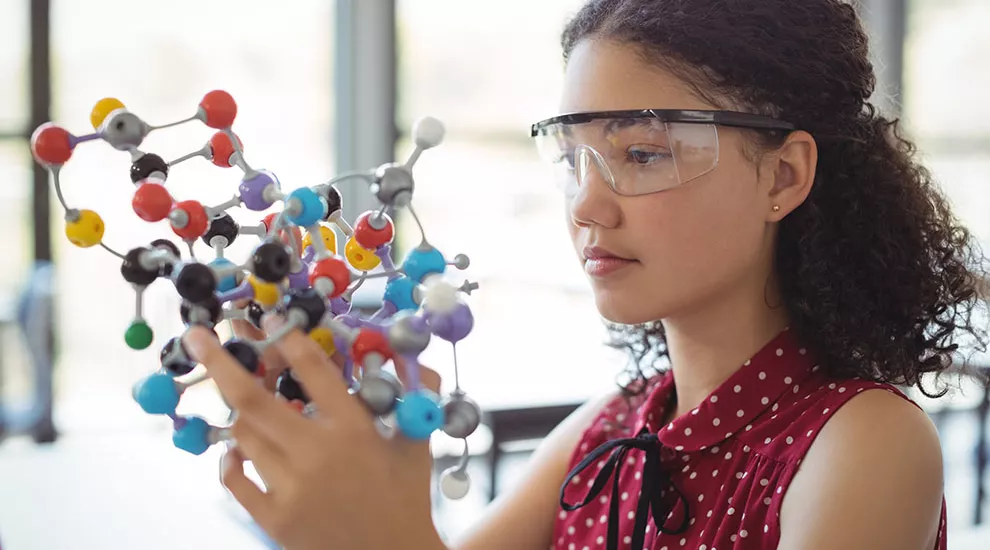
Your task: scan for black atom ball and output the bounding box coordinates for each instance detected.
[121,247,159,286]
[246,301,265,329]
[276,369,310,403]
[224,339,261,374]
[130,153,170,183]
[180,296,223,327]
[283,288,327,332]
[320,185,343,221]
[174,263,217,304]
[201,213,239,248]
[160,337,195,376]
[251,241,291,283]
[150,239,181,277]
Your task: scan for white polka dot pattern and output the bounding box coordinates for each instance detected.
[552,329,948,550]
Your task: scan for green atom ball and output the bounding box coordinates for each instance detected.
[124,321,154,350]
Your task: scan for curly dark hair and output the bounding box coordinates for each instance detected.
[560,0,989,401]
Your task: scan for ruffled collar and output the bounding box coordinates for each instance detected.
[632,329,816,452]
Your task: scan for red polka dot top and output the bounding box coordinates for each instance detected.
[553,329,948,550]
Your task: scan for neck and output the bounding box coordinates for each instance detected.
[662,273,790,420]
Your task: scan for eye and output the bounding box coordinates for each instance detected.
[626,145,671,165]
[555,148,576,169]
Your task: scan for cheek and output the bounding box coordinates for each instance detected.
[636,182,766,288]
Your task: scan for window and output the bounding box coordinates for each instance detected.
[0,0,31,295]
[49,0,336,432]
[903,0,990,243]
[395,0,627,410]
[903,0,990,529]
[0,0,28,131]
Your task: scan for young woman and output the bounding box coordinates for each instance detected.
[182,1,987,549]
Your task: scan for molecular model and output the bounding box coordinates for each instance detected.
[29,90,481,499]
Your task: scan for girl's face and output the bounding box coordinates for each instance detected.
[559,39,783,325]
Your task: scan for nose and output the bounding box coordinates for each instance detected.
[569,146,621,229]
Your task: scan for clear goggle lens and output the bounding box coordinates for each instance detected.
[533,117,720,197]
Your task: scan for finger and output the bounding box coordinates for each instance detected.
[393,355,442,394]
[262,314,355,418]
[220,446,275,520]
[256,344,291,393]
[229,416,292,488]
[231,318,266,341]
[184,326,305,439]
[230,300,266,341]
[227,301,288,392]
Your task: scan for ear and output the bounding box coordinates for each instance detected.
[764,130,818,222]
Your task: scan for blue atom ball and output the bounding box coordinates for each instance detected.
[395,389,445,440]
[133,373,180,415]
[173,416,213,455]
[209,257,239,292]
[384,276,418,311]
[401,246,446,283]
[286,187,327,228]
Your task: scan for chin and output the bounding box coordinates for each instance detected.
[592,291,665,326]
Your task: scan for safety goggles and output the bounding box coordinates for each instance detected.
[530,109,795,196]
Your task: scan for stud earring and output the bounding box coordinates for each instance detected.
[772,205,781,212]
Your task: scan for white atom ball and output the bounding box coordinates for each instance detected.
[422,277,458,314]
[439,467,471,500]
[413,117,445,149]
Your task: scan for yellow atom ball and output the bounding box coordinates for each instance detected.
[65,209,105,248]
[302,225,337,255]
[248,275,281,308]
[345,237,381,271]
[309,327,336,356]
[90,97,126,130]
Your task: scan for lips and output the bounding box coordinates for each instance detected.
[582,245,635,262]
[582,245,638,277]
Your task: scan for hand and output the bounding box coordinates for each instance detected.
[183,316,447,550]
[228,301,288,393]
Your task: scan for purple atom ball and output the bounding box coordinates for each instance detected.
[287,268,310,290]
[337,314,363,329]
[427,302,474,343]
[239,172,277,211]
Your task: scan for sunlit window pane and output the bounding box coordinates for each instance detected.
[0,0,28,131]
[904,0,990,242]
[396,1,626,409]
[0,141,33,295]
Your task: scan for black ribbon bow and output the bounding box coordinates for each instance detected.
[559,428,689,550]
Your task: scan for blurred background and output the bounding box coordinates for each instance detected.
[0,0,986,548]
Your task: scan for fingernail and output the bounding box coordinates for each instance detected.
[182,327,209,360]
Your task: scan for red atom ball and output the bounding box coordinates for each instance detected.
[30,123,74,165]
[132,182,174,222]
[353,211,395,249]
[309,256,352,298]
[199,90,237,129]
[170,200,209,240]
[209,131,242,168]
[350,328,393,367]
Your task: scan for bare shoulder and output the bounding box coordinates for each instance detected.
[450,388,624,550]
[779,387,944,550]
